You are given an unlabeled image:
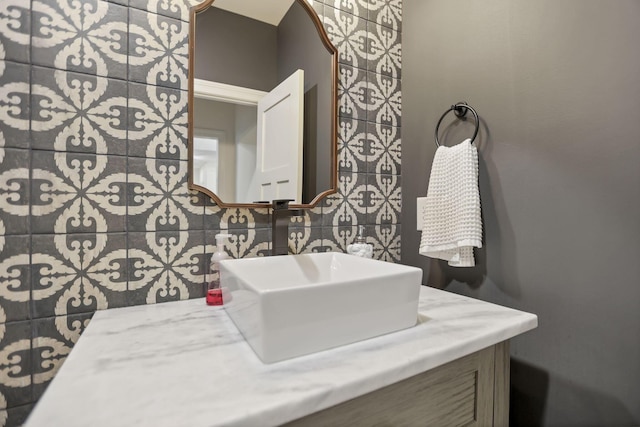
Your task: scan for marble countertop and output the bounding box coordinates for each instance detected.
[25,286,537,427]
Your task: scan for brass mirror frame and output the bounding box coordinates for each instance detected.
[187,0,339,209]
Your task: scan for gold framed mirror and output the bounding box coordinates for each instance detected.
[188,0,338,209]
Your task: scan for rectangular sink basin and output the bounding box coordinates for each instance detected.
[219,252,423,363]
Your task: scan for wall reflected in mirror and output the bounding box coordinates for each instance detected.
[193,97,258,202]
[192,131,220,194]
[190,0,337,206]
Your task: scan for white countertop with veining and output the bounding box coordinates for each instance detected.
[25,286,537,427]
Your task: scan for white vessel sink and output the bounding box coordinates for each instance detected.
[219,252,422,363]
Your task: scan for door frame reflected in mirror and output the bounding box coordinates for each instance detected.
[187,0,338,209]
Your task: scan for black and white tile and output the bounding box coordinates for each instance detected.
[127,157,203,232]
[0,234,30,322]
[205,227,270,262]
[323,171,368,228]
[338,64,368,121]
[219,208,270,232]
[1,403,32,427]
[0,321,32,412]
[127,230,206,305]
[128,8,188,89]
[323,5,368,69]
[371,223,400,262]
[31,0,128,79]
[31,150,127,234]
[322,225,357,253]
[127,82,188,160]
[203,200,225,230]
[31,312,93,400]
[366,121,401,175]
[288,224,323,255]
[129,0,202,22]
[367,172,401,226]
[30,232,129,318]
[31,67,128,154]
[367,0,402,32]
[0,0,31,64]
[106,0,129,6]
[0,148,29,235]
[310,1,324,17]
[366,71,401,126]
[307,205,324,227]
[338,117,367,174]
[367,22,401,78]
[0,61,30,148]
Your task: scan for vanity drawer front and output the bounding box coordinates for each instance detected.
[284,344,503,427]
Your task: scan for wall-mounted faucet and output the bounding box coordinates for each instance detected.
[271,199,303,256]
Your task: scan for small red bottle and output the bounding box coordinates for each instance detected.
[206,288,223,306]
[206,233,231,306]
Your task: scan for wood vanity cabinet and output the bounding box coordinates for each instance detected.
[284,341,510,427]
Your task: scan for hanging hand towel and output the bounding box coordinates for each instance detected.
[419,138,482,267]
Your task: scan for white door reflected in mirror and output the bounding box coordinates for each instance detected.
[253,69,304,202]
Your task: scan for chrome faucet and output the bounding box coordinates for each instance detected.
[271,199,303,256]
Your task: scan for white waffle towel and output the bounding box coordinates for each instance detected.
[419,138,482,267]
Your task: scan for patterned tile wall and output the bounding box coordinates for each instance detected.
[0,0,401,424]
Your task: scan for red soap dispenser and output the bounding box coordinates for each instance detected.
[206,233,231,306]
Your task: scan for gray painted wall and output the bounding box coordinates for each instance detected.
[195,7,278,91]
[278,1,333,201]
[402,1,640,425]
[193,98,239,201]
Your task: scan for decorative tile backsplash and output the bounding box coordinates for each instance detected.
[0,0,401,424]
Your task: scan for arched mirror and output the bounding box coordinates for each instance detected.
[188,0,338,208]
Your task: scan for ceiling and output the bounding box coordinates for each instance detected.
[213,0,298,26]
